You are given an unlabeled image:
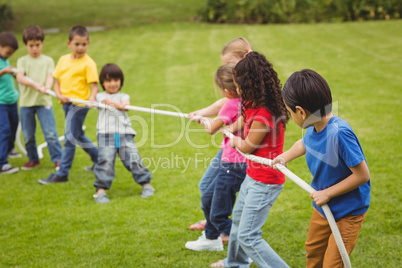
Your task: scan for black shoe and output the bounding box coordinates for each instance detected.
[38,173,68,185]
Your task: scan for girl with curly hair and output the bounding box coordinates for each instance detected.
[211,51,289,268]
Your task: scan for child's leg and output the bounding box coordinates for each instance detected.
[224,175,250,267]
[93,134,117,191]
[322,213,366,268]
[66,105,98,164]
[0,104,11,166]
[232,175,288,268]
[205,162,247,239]
[20,106,39,161]
[36,106,63,163]
[119,135,152,185]
[199,149,223,196]
[305,208,332,268]
[200,174,218,238]
[56,103,80,177]
[7,103,19,154]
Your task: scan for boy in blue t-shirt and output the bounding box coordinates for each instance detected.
[273,69,370,268]
[0,31,20,174]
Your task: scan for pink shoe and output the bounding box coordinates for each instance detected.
[210,260,224,267]
[188,219,206,230]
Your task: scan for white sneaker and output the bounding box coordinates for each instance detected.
[185,234,223,251]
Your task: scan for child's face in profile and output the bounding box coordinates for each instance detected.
[103,78,121,94]
[68,35,89,59]
[26,40,43,58]
[0,45,15,60]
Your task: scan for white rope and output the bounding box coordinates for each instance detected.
[222,130,352,268]
[44,89,189,118]
[14,71,188,159]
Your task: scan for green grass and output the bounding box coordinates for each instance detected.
[1,20,401,267]
[10,0,203,31]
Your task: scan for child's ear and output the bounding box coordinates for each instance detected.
[295,106,308,120]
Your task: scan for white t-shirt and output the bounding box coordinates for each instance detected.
[96,92,136,135]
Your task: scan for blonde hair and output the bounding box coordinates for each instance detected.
[221,37,253,61]
[214,63,237,92]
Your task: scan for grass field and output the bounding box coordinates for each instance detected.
[9,0,203,31]
[1,3,401,267]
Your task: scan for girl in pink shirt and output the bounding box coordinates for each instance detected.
[185,64,247,252]
[211,52,289,267]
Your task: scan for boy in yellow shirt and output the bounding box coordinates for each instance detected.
[39,26,98,184]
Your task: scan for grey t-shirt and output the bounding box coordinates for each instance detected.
[96,92,136,135]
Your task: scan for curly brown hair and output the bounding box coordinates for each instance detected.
[234,51,288,127]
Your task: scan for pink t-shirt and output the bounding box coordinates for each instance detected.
[218,98,246,163]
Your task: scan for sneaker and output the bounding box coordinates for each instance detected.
[0,164,19,174]
[21,160,40,170]
[93,192,110,204]
[141,184,155,198]
[55,161,60,171]
[8,149,22,158]
[84,165,94,172]
[38,173,68,185]
[185,234,223,251]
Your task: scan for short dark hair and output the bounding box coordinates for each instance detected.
[69,25,89,41]
[282,69,332,117]
[0,31,19,50]
[22,25,44,44]
[99,63,124,91]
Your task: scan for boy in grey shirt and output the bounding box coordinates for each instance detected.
[93,63,154,203]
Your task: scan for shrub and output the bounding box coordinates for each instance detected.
[199,0,401,24]
[0,1,13,31]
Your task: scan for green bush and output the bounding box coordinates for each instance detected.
[0,1,13,31]
[199,0,402,23]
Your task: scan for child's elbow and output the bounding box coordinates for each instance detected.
[205,128,216,135]
[363,172,370,183]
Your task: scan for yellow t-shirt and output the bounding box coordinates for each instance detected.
[53,54,98,100]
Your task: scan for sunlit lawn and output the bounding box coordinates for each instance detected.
[1,16,401,268]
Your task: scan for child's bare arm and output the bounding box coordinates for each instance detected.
[16,71,44,92]
[89,82,99,103]
[102,99,129,111]
[230,120,268,154]
[45,73,54,91]
[188,98,228,122]
[222,116,244,134]
[311,160,370,207]
[272,139,306,169]
[200,117,224,135]
[0,66,15,77]
[54,79,69,103]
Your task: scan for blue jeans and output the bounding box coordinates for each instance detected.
[20,106,63,162]
[0,102,18,166]
[202,161,247,239]
[224,175,289,268]
[56,103,98,177]
[199,149,223,196]
[93,134,152,190]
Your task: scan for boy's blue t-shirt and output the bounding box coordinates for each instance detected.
[0,57,19,104]
[302,116,370,220]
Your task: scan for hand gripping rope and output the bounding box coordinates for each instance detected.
[222,130,352,268]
